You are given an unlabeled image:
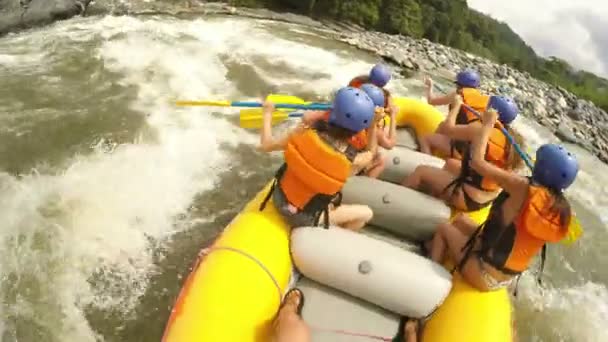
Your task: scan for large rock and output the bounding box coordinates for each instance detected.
[0,0,89,35]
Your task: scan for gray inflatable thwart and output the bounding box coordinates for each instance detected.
[291,227,452,318]
[341,176,450,241]
[379,146,445,184]
[296,277,400,342]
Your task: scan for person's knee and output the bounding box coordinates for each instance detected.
[362,205,373,222]
[436,221,453,235]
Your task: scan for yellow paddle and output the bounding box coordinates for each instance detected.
[239,94,315,129]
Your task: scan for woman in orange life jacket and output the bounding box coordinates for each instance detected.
[258,86,384,230]
[419,69,490,163]
[402,95,525,212]
[428,107,579,291]
[303,67,399,178]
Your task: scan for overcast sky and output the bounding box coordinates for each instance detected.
[468,0,608,78]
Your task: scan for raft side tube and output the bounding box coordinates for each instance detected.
[291,226,452,318]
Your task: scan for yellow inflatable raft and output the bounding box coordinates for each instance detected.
[162,97,512,342]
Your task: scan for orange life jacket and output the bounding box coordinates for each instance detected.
[259,128,355,225]
[460,125,510,192]
[450,88,490,158]
[348,76,368,89]
[468,184,569,275]
[319,111,368,150]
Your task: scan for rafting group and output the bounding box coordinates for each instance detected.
[255,64,580,342]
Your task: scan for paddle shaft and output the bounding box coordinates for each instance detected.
[176,100,331,111]
[432,83,534,170]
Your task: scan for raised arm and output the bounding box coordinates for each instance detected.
[425,76,456,106]
[257,101,297,152]
[442,95,479,141]
[377,99,398,148]
[301,110,326,127]
[352,108,382,171]
[470,109,528,195]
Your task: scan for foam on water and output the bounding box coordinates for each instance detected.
[1,13,607,341]
[0,15,391,341]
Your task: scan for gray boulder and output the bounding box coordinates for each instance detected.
[0,0,90,35]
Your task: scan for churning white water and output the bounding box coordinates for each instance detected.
[0,14,606,342]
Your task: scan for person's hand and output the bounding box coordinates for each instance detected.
[452,94,463,107]
[262,99,275,119]
[374,107,385,123]
[483,108,499,126]
[423,76,433,90]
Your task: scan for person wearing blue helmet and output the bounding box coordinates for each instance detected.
[427,107,578,292]
[350,63,392,89]
[403,95,526,212]
[302,83,399,178]
[258,87,384,230]
[419,69,491,160]
[358,83,400,178]
[349,63,397,133]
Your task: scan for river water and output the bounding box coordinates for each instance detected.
[0,14,607,342]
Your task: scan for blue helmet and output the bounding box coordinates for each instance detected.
[532,144,579,192]
[369,63,391,87]
[456,69,481,88]
[487,95,519,125]
[329,87,375,133]
[360,83,385,108]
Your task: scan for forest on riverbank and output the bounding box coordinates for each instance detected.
[221,0,608,113]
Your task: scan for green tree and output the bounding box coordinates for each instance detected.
[379,0,423,38]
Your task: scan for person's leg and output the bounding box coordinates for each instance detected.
[430,220,471,264]
[442,158,462,176]
[403,166,460,199]
[419,133,452,156]
[328,204,373,231]
[365,153,386,179]
[451,213,480,235]
[273,288,310,342]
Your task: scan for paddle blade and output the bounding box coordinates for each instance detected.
[267,94,307,105]
[239,109,290,129]
[238,94,309,129]
[561,216,583,245]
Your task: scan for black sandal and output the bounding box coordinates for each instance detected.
[279,288,305,316]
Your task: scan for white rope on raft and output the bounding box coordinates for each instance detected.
[205,246,284,302]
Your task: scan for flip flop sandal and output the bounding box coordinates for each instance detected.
[279,288,305,317]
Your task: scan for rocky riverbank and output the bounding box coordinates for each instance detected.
[3,0,608,162]
[0,0,90,35]
[337,30,608,160]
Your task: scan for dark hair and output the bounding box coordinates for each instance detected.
[503,125,526,171]
[326,123,358,140]
[545,189,572,228]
